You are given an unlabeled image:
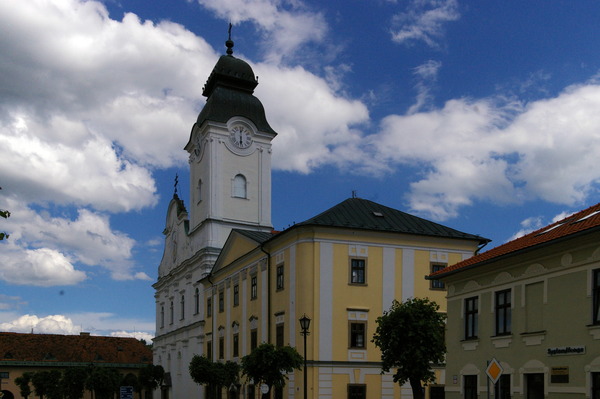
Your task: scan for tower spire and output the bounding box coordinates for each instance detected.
[226,23,234,55]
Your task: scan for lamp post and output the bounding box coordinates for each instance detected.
[299,314,311,399]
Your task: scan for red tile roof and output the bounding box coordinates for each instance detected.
[429,202,600,279]
[0,332,152,365]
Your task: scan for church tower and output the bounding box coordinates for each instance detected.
[183,36,277,275]
[153,36,278,399]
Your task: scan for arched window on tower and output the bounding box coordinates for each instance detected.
[180,294,185,320]
[233,174,247,198]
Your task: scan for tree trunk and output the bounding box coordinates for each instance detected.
[409,377,424,399]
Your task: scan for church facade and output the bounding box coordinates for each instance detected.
[152,38,488,399]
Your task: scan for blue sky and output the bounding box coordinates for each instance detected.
[2,0,600,340]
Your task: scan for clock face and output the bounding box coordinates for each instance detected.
[229,125,253,149]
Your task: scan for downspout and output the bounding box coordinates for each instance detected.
[260,244,272,343]
[206,274,215,359]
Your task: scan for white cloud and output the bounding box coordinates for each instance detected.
[256,63,371,173]
[0,313,154,338]
[0,295,25,311]
[0,314,80,334]
[408,60,442,114]
[373,83,600,220]
[195,0,328,64]
[0,0,373,284]
[0,247,86,287]
[391,0,460,47]
[0,197,144,284]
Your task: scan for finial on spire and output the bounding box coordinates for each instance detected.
[226,22,234,55]
[174,173,179,196]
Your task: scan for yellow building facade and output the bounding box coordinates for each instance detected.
[203,198,486,399]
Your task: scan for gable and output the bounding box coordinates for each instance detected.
[211,229,272,274]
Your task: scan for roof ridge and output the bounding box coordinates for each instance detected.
[429,201,600,279]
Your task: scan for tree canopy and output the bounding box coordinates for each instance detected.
[241,343,303,391]
[189,355,239,398]
[372,298,446,399]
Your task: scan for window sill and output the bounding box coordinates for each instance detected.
[348,283,368,287]
[491,334,512,348]
[587,324,600,340]
[348,349,367,361]
[521,331,546,346]
[461,339,479,351]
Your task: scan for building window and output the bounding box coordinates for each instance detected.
[160,306,164,328]
[464,375,477,399]
[233,174,247,198]
[275,386,283,399]
[495,289,511,335]
[206,340,212,360]
[219,337,224,359]
[251,329,258,351]
[251,276,257,300]
[348,384,366,399]
[276,264,284,290]
[180,295,185,320]
[233,333,239,358]
[219,291,224,313]
[349,322,366,348]
[430,264,446,289]
[233,284,239,307]
[276,324,284,347]
[464,297,478,339]
[594,269,600,324]
[194,288,199,315]
[350,258,366,284]
[170,300,174,324]
[494,374,510,399]
[207,297,212,318]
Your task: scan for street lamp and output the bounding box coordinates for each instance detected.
[299,314,311,399]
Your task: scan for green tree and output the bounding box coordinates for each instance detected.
[61,367,88,399]
[372,298,446,399]
[85,367,121,399]
[138,364,164,399]
[31,370,62,399]
[0,186,9,240]
[189,355,239,399]
[15,372,33,399]
[241,343,303,398]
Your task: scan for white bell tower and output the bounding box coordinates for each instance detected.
[183,37,277,268]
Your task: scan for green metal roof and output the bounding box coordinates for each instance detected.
[196,53,277,135]
[232,229,274,244]
[295,197,489,243]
